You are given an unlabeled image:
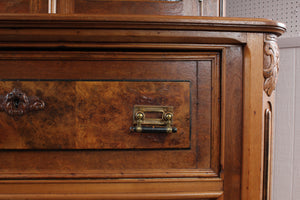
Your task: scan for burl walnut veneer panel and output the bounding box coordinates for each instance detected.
[0,80,190,149]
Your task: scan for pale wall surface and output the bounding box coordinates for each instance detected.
[226,1,300,200]
[274,46,300,200]
[226,0,299,38]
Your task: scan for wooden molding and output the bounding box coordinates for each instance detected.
[0,193,224,200]
[0,179,223,200]
[0,14,285,48]
[263,101,273,200]
[0,14,286,35]
[264,34,279,96]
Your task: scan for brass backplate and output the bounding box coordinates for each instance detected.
[133,105,173,126]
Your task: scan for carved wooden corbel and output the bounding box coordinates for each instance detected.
[264,34,279,96]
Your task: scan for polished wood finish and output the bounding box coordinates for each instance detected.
[0,179,223,200]
[0,14,285,33]
[0,51,221,180]
[262,34,278,200]
[0,0,225,16]
[0,14,285,200]
[242,33,265,200]
[0,14,285,50]
[56,0,224,16]
[73,0,196,16]
[0,0,30,13]
[0,80,191,149]
[0,0,47,13]
[223,45,243,200]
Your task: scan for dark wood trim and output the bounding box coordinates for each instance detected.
[0,178,223,200]
[0,14,286,35]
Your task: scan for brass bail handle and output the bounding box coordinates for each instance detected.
[130,105,177,134]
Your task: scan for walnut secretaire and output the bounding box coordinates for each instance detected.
[0,15,285,200]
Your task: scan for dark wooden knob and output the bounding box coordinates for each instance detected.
[0,88,45,117]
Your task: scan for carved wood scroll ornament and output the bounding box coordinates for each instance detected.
[0,88,45,116]
[264,34,279,96]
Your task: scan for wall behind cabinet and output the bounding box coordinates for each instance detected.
[226,1,300,200]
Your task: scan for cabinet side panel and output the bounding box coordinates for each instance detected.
[223,46,243,199]
[242,33,264,200]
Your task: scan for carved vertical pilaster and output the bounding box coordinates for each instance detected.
[263,33,280,200]
[264,34,279,96]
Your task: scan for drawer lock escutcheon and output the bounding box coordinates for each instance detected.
[130,105,177,133]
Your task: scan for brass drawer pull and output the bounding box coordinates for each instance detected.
[0,88,45,117]
[130,105,177,133]
[130,126,177,133]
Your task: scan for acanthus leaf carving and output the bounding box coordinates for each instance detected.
[264,34,279,96]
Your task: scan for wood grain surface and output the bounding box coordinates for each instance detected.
[57,0,201,16]
[222,45,243,200]
[0,0,30,13]
[0,52,221,180]
[0,178,223,200]
[0,80,190,149]
[241,33,268,200]
[0,5,287,200]
[74,0,185,15]
[0,0,47,13]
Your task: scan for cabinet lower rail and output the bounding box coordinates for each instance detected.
[0,179,223,200]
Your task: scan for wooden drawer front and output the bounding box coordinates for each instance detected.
[0,51,224,179]
[0,80,190,150]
